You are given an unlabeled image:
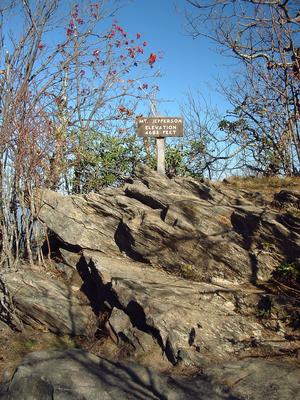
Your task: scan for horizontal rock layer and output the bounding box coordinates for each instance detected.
[36,165,300,285]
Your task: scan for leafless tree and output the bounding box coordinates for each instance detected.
[0,0,160,268]
[180,92,249,179]
[185,0,300,175]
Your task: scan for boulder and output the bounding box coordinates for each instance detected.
[1,267,97,335]
[80,251,299,367]
[273,189,300,209]
[2,349,299,400]
[0,349,236,400]
[206,358,300,400]
[1,168,300,400]
[36,166,300,285]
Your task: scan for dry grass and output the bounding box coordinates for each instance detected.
[0,327,78,384]
[224,175,300,202]
[225,175,300,191]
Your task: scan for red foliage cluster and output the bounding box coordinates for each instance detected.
[118,105,133,116]
[90,3,100,19]
[67,4,85,36]
[99,23,156,71]
[148,53,157,67]
[93,49,100,59]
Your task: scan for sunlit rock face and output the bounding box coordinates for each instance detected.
[1,166,299,400]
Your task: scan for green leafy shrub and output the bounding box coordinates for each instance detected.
[274,263,299,281]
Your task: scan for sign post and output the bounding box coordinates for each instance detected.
[156,137,165,175]
[136,117,184,175]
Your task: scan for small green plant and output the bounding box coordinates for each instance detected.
[256,308,271,319]
[24,338,38,349]
[256,295,272,319]
[261,241,273,251]
[275,262,299,280]
[179,264,199,281]
[54,335,78,349]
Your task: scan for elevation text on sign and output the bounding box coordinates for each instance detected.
[136,117,184,137]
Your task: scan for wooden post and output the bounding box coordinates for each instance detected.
[156,137,165,175]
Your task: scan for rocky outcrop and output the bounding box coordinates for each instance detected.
[79,251,285,367]
[1,168,287,363]
[1,349,299,400]
[0,349,237,400]
[2,252,298,371]
[0,266,97,335]
[1,167,299,399]
[36,166,299,285]
[273,189,300,209]
[3,166,295,363]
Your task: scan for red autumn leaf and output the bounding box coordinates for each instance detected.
[107,30,115,39]
[128,48,135,58]
[136,33,141,39]
[148,53,157,66]
[143,41,147,47]
[118,105,127,113]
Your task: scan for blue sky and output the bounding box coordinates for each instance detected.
[117,0,236,116]
[2,0,236,118]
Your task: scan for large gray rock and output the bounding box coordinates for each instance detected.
[0,349,237,400]
[207,358,300,400]
[0,267,97,335]
[80,251,299,367]
[36,165,300,285]
[2,167,299,366]
[2,349,299,400]
[36,188,122,254]
[1,168,299,399]
[273,189,300,209]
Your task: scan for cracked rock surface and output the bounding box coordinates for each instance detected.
[81,251,274,366]
[0,349,239,400]
[36,165,300,284]
[1,166,300,399]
